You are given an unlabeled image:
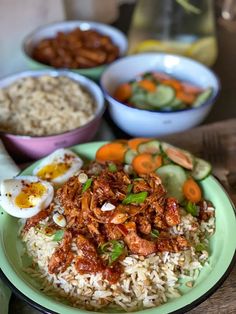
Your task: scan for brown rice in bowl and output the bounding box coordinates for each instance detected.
[0,75,96,136]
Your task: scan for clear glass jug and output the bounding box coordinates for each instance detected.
[128,0,218,66]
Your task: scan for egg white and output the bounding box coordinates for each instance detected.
[0,175,54,218]
[33,148,83,185]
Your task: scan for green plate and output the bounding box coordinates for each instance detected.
[0,142,236,314]
[26,56,106,82]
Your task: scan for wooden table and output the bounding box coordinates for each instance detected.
[7,3,236,314]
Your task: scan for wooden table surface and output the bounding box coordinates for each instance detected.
[7,3,236,314]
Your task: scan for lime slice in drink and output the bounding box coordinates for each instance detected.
[133,39,190,55]
[186,37,218,66]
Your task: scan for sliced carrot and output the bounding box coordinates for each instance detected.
[152,72,171,81]
[113,83,132,102]
[176,91,196,104]
[153,155,162,169]
[132,153,162,174]
[162,79,182,91]
[96,142,128,163]
[183,178,202,203]
[138,80,156,92]
[128,138,150,151]
[182,82,203,95]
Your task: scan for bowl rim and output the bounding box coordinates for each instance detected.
[100,52,221,114]
[22,20,128,72]
[0,69,106,138]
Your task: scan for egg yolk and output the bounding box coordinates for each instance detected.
[15,182,46,208]
[36,163,71,180]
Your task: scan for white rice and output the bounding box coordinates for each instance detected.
[21,207,215,312]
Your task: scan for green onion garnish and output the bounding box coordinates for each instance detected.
[122,191,148,205]
[82,178,93,193]
[99,240,125,265]
[127,183,133,194]
[150,229,159,238]
[53,230,64,241]
[195,243,208,252]
[108,163,117,173]
[185,201,199,217]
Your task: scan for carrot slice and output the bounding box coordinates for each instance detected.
[138,80,156,92]
[113,83,132,102]
[162,79,182,91]
[181,82,203,95]
[96,142,128,163]
[128,138,150,151]
[176,91,196,104]
[132,153,162,174]
[152,72,171,81]
[183,178,202,203]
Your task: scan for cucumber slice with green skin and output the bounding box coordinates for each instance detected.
[134,102,156,110]
[191,157,212,180]
[156,165,187,202]
[129,91,147,104]
[137,140,161,154]
[161,142,194,170]
[147,84,175,108]
[124,149,138,164]
[129,92,154,110]
[192,87,213,108]
[168,98,186,109]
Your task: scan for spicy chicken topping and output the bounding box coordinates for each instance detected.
[23,163,191,283]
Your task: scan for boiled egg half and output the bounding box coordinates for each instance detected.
[0,176,54,218]
[33,148,83,185]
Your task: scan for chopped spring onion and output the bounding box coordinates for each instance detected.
[195,242,208,252]
[127,183,133,194]
[185,201,199,217]
[122,191,148,205]
[108,163,117,172]
[53,230,64,241]
[99,240,125,265]
[150,229,159,238]
[82,178,93,193]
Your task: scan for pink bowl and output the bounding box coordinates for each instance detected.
[0,70,105,161]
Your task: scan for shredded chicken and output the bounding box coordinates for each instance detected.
[48,231,74,274]
[24,163,191,283]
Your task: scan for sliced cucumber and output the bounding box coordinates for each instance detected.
[161,142,194,170]
[156,165,187,202]
[168,98,186,110]
[124,149,138,164]
[129,92,154,110]
[129,91,147,104]
[191,157,212,180]
[192,87,213,108]
[134,103,155,110]
[147,84,175,108]
[138,140,161,154]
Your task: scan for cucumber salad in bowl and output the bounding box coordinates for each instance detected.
[113,72,213,112]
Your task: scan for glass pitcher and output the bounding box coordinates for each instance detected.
[128,0,218,67]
